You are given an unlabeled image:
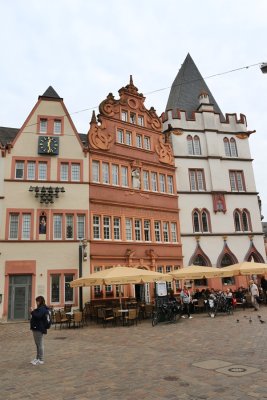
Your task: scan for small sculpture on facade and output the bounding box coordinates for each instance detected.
[131,168,141,189]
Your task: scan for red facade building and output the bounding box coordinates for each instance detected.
[88,77,183,302]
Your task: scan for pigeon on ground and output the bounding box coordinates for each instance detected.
[243,316,247,318]
[259,320,265,324]
[249,318,252,323]
[236,319,239,323]
[257,315,261,319]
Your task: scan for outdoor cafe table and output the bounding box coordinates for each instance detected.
[117,309,129,326]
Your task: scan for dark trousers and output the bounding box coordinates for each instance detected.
[183,303,190,317]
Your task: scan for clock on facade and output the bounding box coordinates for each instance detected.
[38,136,59,155]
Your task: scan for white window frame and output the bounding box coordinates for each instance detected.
[167,175,174,194]
[143,171,149,191]
[54,120,62,134]
[121,111,128,122]
[92,160,100,183]
[66,214,74,240]
[117,129,124,144]
[159,174,166,192]
[60,163,69,181]
[40,119,47,134]
[93,215,101,239]
[125,131,132,146]
[134,219,142,241]
[112,164,119,186]
[64,274,74,303]
[154,221,161,242]
[103,216,111,240]
[113,217,121,240]
[77,215,85,239]
[9,214,19,239]
[151,172,158,192]
[136,134,142,148]
[102,162,110,184]
[144,220,151,242]
[121,166,128,187]
[27,161,36,180]
[53,215,62,240]
[125,218,133,241]
[171,222,177,242]
[15,161,24,180]
[163,222,169,242]
[144,136,151,150]
[71,163,80,182]
[38,162,47,181]
[22,213,31,240]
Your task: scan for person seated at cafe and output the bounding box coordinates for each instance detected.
[168,290,177,303]
[193,289,202,300]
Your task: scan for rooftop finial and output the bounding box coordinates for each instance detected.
[90,110,97,124]
[130,75,133,85]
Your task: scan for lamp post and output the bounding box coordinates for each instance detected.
[79,239,88,311]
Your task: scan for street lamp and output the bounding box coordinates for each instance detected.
[260,63,267,74]
[79,239,88,311]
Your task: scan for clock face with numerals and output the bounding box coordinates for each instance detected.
[38,136,59,155]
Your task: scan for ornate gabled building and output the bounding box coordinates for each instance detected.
[162,54,266,289]
[0,87,89,321]
[88,77,183,302]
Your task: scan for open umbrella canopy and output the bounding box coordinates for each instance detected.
[218,262,267,277]
[70,266,172,287]
[169,265,225,280]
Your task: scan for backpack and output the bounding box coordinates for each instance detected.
[44,309,52,329]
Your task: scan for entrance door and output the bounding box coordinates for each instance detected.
[135,284,151,303]
[8,275,32,320]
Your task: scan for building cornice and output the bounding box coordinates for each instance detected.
[90,197,180,213]
[174,155,253,162]
[177,191,258,195]
[181,232,264,237]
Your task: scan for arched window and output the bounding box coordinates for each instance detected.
[193,255,207,266]
[193,210,200,232]
[221,253,234,267]
[193,136,201,155]
[224,138,230,157]
[201,210,210,232]
[234,210,241,231]
[187,135,194,155]
[230,138,238,157]
[242,210,250,231]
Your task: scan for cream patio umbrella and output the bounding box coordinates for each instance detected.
[218,262,267,277]
[70,265,172,309]
[169,265,225,280]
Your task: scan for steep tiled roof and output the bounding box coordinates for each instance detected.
[39,86,62,100]
[166,53,224,118]
[0,127,19,145]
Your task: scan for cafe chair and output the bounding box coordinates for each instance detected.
[102,309,115,327]
[72,311,84,328]
[125,309,138,326]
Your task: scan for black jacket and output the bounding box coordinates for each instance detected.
[30,305,49,334]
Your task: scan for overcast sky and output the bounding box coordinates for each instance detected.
[1,0,266,219]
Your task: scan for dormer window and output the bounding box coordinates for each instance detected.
[40,119,47,134]
[144,136,151,150]
[138,115,144,126]
[121,111,128,122]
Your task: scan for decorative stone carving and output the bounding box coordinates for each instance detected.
[88,111,113,150]
[155,135,174,164]
[99,93,120,117]
[131,168,141,189]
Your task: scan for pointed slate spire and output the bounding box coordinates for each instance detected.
[90,110,97,124]
[39,86,62,100]
[166,54,223,118]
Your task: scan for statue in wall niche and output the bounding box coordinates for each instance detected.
[131,168,141,189]
[39,215,47,234]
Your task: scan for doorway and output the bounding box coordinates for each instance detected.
[8,275,32,320]
[135,283,150,303]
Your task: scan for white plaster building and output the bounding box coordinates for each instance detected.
[162,54,266,288]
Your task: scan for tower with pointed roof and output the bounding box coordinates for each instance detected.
[162,54,266,289]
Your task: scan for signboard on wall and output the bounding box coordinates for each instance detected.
[156,281,167,297]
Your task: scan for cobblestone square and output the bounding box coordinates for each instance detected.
[1,308,267,400]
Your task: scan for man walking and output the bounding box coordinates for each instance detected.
[180,285,193,319]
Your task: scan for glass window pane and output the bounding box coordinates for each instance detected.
[113,217,121,240]
[171,222,177,242]
[53,215,62,239]
[60,163,69,181]
[51,275,60,303]
[126,131,132,146]
[224,139,231,157]
[202,212,209,232]
[189,170,196,191]
[22,214,31,239]
[229,171,236,191]
[66,215,74,239]
[193,212,200,232]
[9,214,19,239]
[230,138,238,157]
[144,136,151,150]
[117,129,124,144]
[103,216,111,239]
[197,170,204,191]
[234,211,241,231]
[15,161,24,179]
[135,219,142,241]
[167,176,174,194]
[92,161,100,183]
[102,162,110,184]
[130,113,136,124]
[121,111,128,122]
[125,218,132,240]
[121,166,128,187]
[136,134,142,148]
[144,220,150,241]
[27,161,36,180]
[187,136,194,155]
[54,120,62,134]
[154,221,161,242]
[40,119,47,134]
[138,116,144,126]
[38,162,47,180]
[159,174,166,192]
[143,171,149,190]
[65,274,74,302]
[163,222,169,242]
[93,215,101,239]
[194,136,201,155]
[71,164,80,181]
[112,164,119,185]
[77,215,85,239]
[151,172,158,192]
[236,172,244,191]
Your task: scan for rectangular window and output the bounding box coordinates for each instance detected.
[112,164,119,185]
[144,220,151,241]
[60,163,69,181]
[53,215,62,239]
[138,116,144,126]
[121,166,128,187]
[125,131,132,146]
[66,214,74,239]
[103,216,111,240]
[15,161,24,179]
[77,215,85,239]
[40,119,47,134]
[151,172,158,192]
[125,218,133,241]
[229,170,245,192]
[121,111,128,122]
[163,222,169,242]
[136,134,142,148]
[27,161,36,180]
[64,274,74,302]
[157,266,163,273]
[159,174,166,192]
[143,171,149,191]
[93,215,101,239]
[9,214,19,239]
[102,162,110,184]
[166,266,172,273]
[189,169,205,191]
[154,221,161,242]
[144,136,151,150]
[22,214,31,240]
[130,113,136,124]
[54,120,62,134]
[92,160,100,183]
[71,164,80,182]
[113,217,121,240]
[117,129,124,144]
[134,219,142,241]
[171,222,177,242]
[38,162,47,180]
[51,275,60,303]
[167,176,174,194]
